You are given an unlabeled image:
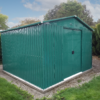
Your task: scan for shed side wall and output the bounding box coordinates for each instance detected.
[1,25,44,89]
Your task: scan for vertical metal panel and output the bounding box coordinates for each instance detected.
[54,25,63,84]
[72,30,81,74]
[82,29,92,71]
[43,24,63,89]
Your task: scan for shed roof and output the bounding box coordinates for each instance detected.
[1,15,93,33]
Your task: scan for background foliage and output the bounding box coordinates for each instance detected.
[0,13,8,30]
[92,24,100,56]
[0,35,1,63]
[44,0,94,26]
[0,13,8,63]
[12,18,40,28]
[0,35,2,63]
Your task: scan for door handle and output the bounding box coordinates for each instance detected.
[72,51,74,54]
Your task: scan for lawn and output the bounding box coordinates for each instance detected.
[0,77,33,100]
[44,75,100,100]
[1,75,100,100]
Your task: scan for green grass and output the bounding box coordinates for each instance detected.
[39,75,100,100]
[0,77,33,100]
[1,75,100,100]
[54,76,100,100]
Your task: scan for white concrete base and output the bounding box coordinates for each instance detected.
[3,69,92,93]
[44,72,83,92]
[3,71,43,92]
[64,72,82,81]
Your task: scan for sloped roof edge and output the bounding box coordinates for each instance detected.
[1,15,93,33]
[43,15,93,31]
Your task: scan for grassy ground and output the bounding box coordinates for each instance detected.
[41,75,100,100]
[38,75,100,100]
[0,77,33,100]
[1,75,100,100]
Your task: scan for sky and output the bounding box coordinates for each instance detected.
[0,0,100,28]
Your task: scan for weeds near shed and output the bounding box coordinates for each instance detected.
[77,79,82,83]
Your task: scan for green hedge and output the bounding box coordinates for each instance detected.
[0,35,2,63]
[92,24,100,56]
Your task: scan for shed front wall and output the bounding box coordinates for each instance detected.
[48,18,92,72]
[43,18,92,89]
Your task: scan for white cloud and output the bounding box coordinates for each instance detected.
[23,0,67,11]
[83,1,100,21]
[7,15,44,28]
[7,22,19,28]
[38,15,44,21]
[13,15,44,22]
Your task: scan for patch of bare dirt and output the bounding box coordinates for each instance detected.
[92,56,100,72]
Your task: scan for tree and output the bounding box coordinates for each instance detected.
[44,0,94,26]
[0,13,8,30]
[96,19,100,24]
[0,13,8,63]
[12,18,40,28]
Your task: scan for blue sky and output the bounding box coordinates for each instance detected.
[0,0,100,28]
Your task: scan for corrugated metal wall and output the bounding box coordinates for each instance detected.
[82,29,92,71]
[1,25,44,88]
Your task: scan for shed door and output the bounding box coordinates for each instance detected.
[63,29,81,79]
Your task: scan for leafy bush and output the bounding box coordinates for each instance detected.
[0,34,2,63]
[92,24,100,56]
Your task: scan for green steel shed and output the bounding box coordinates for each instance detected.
[1,15,93,89]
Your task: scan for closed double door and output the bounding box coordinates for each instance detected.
[63,29,82,79]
